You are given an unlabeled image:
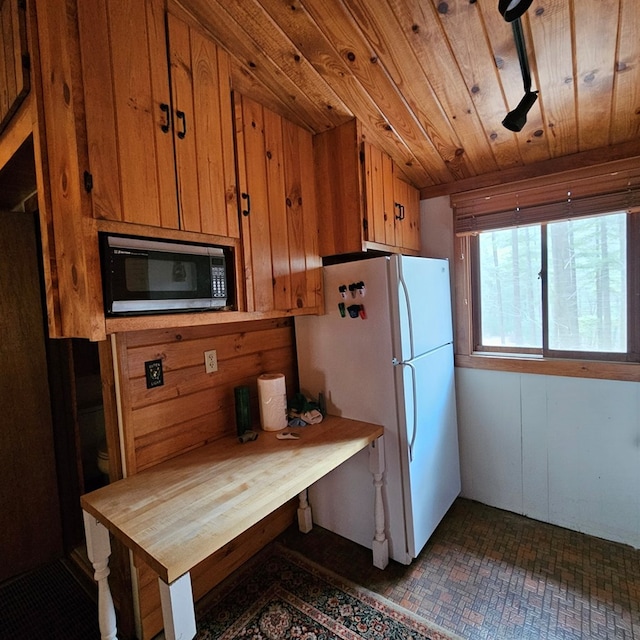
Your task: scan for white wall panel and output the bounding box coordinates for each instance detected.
[457,367,640,549]
[455,368,523,513]
[521,373,550,522]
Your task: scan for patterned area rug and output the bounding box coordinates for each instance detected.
[196,544,462,640]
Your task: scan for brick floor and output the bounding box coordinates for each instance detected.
[279,498,640,639]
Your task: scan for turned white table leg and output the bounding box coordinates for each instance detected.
[82,511,117,640]
[158,572,197,640]
[369,437,389,569]
[297,489,313,533]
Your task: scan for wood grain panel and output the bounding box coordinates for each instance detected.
[263,106,290,311]
[235,94,274,312]
[181,0,346,133]
[281,115,321,310]
[0,0,29,135]
[35,0,106,340]
[527,0,578,158]
[113,318,298,473]
[574,0,619,151]
[345,0,482,178]
[611,0,640,144]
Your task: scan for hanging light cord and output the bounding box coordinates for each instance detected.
[512,18,534,94]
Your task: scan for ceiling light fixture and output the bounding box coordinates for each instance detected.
[500,9,538,132]
[498,0,534,22]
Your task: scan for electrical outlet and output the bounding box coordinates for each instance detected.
[204,350,218,373]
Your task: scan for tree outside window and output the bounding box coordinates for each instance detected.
[475,212,628,359]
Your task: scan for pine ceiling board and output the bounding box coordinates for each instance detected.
[346,0,489,180]
[526,0,578,158]
[432,0,522,171]
[255,0,430,187]
[180,0,347,133]
[301,0,456,186]
[574,0,619,151]
[229,59,318,132]
[610,0,640,144]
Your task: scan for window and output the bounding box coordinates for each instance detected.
[472,211,637,361]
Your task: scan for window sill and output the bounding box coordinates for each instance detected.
[454,353,640,382]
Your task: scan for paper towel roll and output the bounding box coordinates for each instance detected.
[257,373,287,431]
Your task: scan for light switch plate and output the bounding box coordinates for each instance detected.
[145,359,164,389]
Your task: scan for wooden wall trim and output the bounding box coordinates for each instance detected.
[421,139,640,199]
[455,354,640,383]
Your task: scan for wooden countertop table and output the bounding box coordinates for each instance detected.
[81,415,386,640]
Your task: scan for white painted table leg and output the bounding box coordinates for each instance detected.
[158,572,197,640]
[297,489,313,533]
[82,511,117,640]
[369,437,389,569]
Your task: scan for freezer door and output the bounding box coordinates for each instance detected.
[390,256,453,361]
[395,343,461,559]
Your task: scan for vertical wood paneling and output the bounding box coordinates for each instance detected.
[314,119,364,256]
[114,318,298,473]
[236,95,274,312]
[109,0,178,227]
[264,106,290,310]
[0,0,29,134]
[526,0,578,158]
[611,0,640,143]
[282,118,322,310]
[574,0,619,151]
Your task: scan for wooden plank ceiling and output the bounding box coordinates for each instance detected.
[177,0,640,196]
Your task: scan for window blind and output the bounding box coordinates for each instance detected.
[452,158,640,235]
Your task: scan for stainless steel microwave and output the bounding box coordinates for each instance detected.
[100,234,233,316]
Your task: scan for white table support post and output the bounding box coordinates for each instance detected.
[369,437,389,569]
[83,511,117,640]
[158,572,197,640]
[297,489,313,533]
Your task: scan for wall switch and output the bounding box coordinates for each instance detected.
[145,359,164,389]
[204,350,218,373]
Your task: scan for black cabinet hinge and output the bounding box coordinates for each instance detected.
[83,171,93,193]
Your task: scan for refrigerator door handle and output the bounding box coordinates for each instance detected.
[398,262,415,361]
[401,361,418,462]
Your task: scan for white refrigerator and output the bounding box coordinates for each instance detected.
[295,255,461,565]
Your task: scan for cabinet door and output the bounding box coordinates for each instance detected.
[167,13,239,237]
[78,0,178,227]
[394,174,421,252]
[364,142,395,247]
[235,94,321,313]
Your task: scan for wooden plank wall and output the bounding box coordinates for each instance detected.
[114,317,299,475]
[112,317,300,639]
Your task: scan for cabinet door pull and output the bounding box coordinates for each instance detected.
[176,110,187,139]
[160,103,170,133]
[241,192,251,216]
[394,202,405,221]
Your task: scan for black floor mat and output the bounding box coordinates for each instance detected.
[0,560,100,639]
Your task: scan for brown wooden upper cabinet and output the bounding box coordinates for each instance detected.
[77,0,238,237]
[234,94,321,314]
[314,119,421,256]
[0,0,30,135]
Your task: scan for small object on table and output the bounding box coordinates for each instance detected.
[238,430,259,443]
[276,431,300,440]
